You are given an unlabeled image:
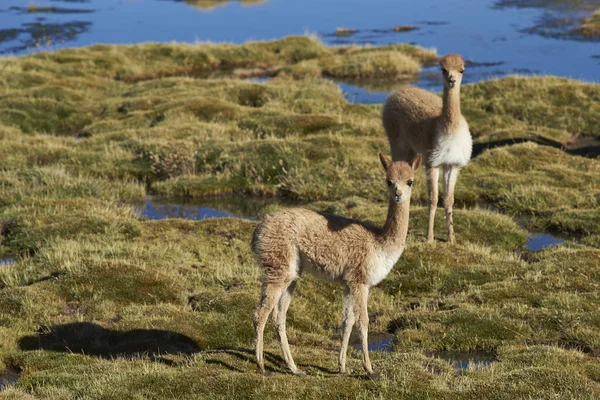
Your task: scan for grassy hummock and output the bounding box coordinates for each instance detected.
[0,37,599,398]
[580,9,600,36]
[182,0,267,11]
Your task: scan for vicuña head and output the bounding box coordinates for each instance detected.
[252,153,421,379]
[380,152,418,205]
[439,53,465,90]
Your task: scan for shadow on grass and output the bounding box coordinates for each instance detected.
[18,322,201,360]
[17,322,346,376]
[201,347,339,375]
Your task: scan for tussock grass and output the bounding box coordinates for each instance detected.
[462,76,600,139]
[580,9,600,36]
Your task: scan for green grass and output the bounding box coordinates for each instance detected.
[0,38,599,398]
[462,76,600,140]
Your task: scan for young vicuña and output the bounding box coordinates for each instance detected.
[252,153,422,378]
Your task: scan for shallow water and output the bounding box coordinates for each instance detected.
[1,0,598,94]
[0,366,20,390]
[351,333,495,370]
[526,233,565,251]
[0,258,16,267]
[351,332,394,352]
[136,195,287,221]
[336,82,402,105]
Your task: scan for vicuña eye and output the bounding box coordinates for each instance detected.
[386,180,393,187]
[459,69,464,74]
[441,68,448,74]
[407,180,413,187]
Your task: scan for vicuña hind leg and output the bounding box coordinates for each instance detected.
[443,165,460,244]
[426,167,439,242]
[338,285,355,374]
[272,281,302,375]
[253,281,287,375]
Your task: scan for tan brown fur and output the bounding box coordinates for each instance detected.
[439,54,465,71]
[382,53,472,244]
[252,153,422,378]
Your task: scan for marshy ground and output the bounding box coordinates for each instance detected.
[0,36,599,398]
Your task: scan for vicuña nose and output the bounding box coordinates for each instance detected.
[395,190,402,203]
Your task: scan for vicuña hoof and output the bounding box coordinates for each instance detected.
[294,370,307,376]
[259,369,274,376]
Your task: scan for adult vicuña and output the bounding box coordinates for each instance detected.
[252,153,422,378]
[382,54,472,243]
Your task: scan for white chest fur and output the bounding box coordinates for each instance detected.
[368,246,404,286]
[431,121,472,168]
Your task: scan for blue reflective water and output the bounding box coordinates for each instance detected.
[337,82,394,105]
[138,201,250,221]
[1,0,598,94]
[526,233,565,251]
[135,195,289,221]
[351,334,496,370]
[351,332,394,352]
[0,366,20,390]
[0,258,16,267]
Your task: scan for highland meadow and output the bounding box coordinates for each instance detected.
[0,0,599,398]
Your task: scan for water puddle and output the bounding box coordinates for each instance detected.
[351,332,394,352]
[136,195,288,221]
[138,201,249,221]
[0,366,21,390]
[432,350,495,370]
[336,81,401,105]
[0,258,16,267]
[526,233,565,252]
[350,333,495,371]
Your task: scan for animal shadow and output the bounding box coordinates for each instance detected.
[18,322,352,377]
[18,322,200,360]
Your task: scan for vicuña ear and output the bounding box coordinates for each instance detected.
[411,154,422,171]
[379,153,392,171]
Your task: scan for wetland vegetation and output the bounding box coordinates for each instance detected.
[581,9,600,36]
[0,33,599,398]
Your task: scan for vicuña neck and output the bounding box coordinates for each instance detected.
[442,85,461,129]
[378,199,410,248]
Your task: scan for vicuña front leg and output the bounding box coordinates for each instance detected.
[443,165,460,244]
[273,281,302,375]
[426,167,439,242]
[338,285,355,374]
[353,284,377,378]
